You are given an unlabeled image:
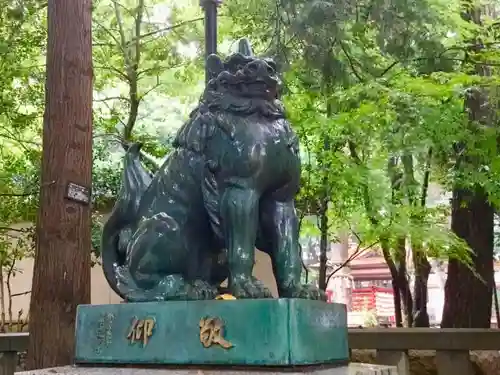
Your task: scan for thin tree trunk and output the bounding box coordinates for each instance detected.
[381,239,403,327]
[412,246,431,327]
[412,148,432,327]
[0,264,5,333]
[317,54,335,292]
[318,204,328,291]
[386,157,413,326]
[26,0,92,369]
[493,279,500,327]
[394,237,413,327]
[113,0,144,144]
[391,279,403,327]
[6,262,14,331]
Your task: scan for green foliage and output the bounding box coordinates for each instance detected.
[1,0,500,289]
[0,0,206,266]
[89,0,204,256]
[224,0,500,274]
[0,1,45,273]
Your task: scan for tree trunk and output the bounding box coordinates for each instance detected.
[26,0,93,369]
[394,237,413,327]
[6,263,13,331]
[493,281,500,327]
[391,279,403,327]
[441,188,494,328]
[0,265,5,332]
[381,239,404,327]
[441,5,494,329]
[318,204,328,291]
[412,244,431,327]
[412,147,432,327]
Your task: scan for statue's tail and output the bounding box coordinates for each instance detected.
[101,143,153,299]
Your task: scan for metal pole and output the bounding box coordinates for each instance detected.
[200,0,222,83]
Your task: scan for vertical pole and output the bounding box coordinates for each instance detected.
[200,0,222,83]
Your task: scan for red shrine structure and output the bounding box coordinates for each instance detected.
[319,249,396,326]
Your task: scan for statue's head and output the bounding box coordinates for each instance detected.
[200,39,284,118]
[174,39,289,153]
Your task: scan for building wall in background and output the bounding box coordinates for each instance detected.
[3,250,278,320]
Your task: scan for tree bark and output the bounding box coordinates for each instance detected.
[412,246,431,327]
[394,237,413,327]
[411,147,432,327]
[318,203,328,291]
[441,188,494,328]
[441,5,494,329]
[0,266,5,332]
[386,157,413,326]
[381,238,404,327]
[390,277,403,327]
[26,0,92,369]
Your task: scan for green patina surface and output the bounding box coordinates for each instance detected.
[74,299,348,366]
[100,39,325,303]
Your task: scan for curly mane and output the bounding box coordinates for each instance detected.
[173,52,287,154]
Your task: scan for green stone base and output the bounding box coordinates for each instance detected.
[74,299,348,366]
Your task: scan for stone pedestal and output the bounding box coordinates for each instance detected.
[16,364,398,375]
[75,299,348,366]
[51,299,399,375]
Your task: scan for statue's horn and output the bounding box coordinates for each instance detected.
[238,38,254,57]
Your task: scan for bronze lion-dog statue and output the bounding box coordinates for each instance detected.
[101,39,325,302]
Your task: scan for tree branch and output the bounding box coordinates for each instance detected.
[11,291,31,298]
[0,227,31,233]
[338,40,364,82]
[348,140,379,225]
[326,240,379,285]
[94,96,131,103]
[136,17,205,41]
[0,192,36,197]
[420,147,433,207]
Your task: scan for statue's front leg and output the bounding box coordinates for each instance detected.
[221,187,272,298]
[259,199,325,301]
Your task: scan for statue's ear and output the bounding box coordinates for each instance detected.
[206,54,224,81]
[238,38,253,57]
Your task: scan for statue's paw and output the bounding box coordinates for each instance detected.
[229,276,273,299]
[125,274,188,302]
[186,280,218,300]
[115,266,153,302]
[281,284,326,301]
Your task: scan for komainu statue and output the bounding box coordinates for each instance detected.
[101,40,325,302]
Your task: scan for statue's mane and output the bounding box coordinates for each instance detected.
[170,44,295,241]
[173,51,287,153]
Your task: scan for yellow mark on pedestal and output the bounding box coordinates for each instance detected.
[199,317,234,349]
[127,317,155,346]
[215,294,237,300]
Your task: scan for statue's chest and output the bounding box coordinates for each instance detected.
[232,121,299,176]
[236,118,295,152]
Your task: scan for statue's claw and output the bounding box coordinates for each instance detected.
[186,280,218,300]
[118,273,218,302]
[229,276,273,299]
[280,284,326,301]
